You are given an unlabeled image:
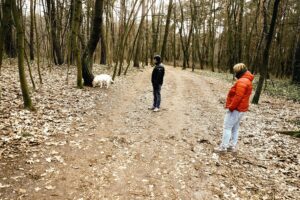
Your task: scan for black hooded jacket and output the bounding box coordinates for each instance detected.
[151,64,165,86]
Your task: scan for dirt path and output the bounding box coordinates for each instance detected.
[1,66,299,199]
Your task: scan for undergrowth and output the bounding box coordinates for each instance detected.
[195,69,300,102]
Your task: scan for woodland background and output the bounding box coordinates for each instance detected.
[0,0,299,110]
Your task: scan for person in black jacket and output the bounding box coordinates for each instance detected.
[150,55,165,112]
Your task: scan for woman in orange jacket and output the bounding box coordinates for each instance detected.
[215,63,254,153]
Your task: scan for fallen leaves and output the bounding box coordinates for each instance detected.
[0,183,11,188]
[45,155,64,163]
[0,64,299,199]
[45,185,56,190]
[0,62,113,163]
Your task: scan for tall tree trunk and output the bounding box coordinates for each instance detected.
[24,47,36,90]
[252,0,281,104]
[178,0,187,69]
[100,25,106,65]
[160,0,173,62]
[292,13,300,84]
[46,0,64,65]
[133,0,145,68]
[208,0,216,72]
[173,1,176,68]
[114,0,141,77]
[105,3,112,65]
[81,0,104,86]
[245,0,260,68]
[226,0,235,73]
[151,3,162,57]
[2,0,17,58]
[33,0,42,84]
[29,0,34,60]
[71,0,83,88]
[11,0,34,110]
[0,1,4,70]
[145,0,150,66]
[86,0,91,43]
[237,0,244,62]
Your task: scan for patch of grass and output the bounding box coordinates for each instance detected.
[293,120,300,126]
[277,131,300,138]
[21,132,33,138]
[194,69,234,82]
[261,79,300,102]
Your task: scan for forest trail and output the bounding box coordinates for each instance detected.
[1,66,299,199]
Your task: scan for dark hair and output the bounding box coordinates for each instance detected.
[235,68,247,79]
[154,55,161,64]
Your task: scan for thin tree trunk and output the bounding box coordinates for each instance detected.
[11,0,34,110]
[145,0,150,66]
[29,0,35,60]
[100,24,106,65]
[161,0,173,62]
[133,0,146,68]
[227,0,235,73]
[151,3,162,57]
[46,0,64,65]
[24,48,36,90]
[292,13,300,84]
[252,0,281,104]
[113,0,141,78]
[81,0,104,86]
[0,0,4,72]
[237,0,244,62]
[208,0,216,72]
[3,0,17,58]
[34,0,42,84]
[124,0,155,74]
[173,2,176,68]
[71,0,83,88]
[246,0,260,68]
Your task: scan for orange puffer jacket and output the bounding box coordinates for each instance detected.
[226,71,254,112]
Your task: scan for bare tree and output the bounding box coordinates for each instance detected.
[2,0,17,58]
[161,0,173,62]
[11,0,34,110]
[252,0,281,104]
[81,0,104,86]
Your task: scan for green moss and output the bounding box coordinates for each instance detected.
[22,132,32,137]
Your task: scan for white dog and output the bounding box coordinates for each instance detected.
[92,74,114,88]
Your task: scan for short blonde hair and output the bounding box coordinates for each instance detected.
[233,63,247,73]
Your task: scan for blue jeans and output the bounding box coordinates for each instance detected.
[221,110,245,148]
[153,85,162,108]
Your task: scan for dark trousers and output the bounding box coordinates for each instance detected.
[153,84,162,108]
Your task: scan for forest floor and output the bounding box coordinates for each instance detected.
[0,62,299,200]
